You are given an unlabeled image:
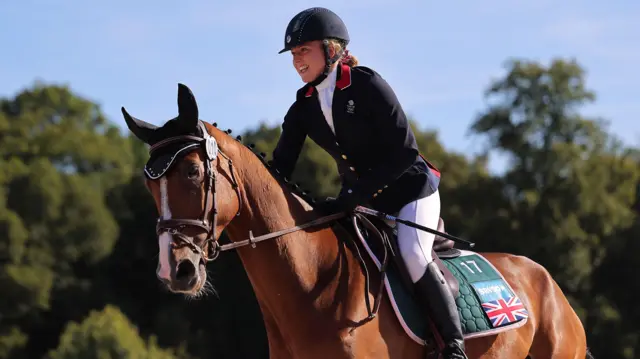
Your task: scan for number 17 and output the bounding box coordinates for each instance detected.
[460,260,482,274]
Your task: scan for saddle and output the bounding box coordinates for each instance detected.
[352,214,459,296]
[336,213,460,321]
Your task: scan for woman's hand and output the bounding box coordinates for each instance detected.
[313,194,359,215]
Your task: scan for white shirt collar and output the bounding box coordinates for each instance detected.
[315,65,337,90]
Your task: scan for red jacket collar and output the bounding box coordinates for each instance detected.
[336,63,352,90]
[305,63,352,97]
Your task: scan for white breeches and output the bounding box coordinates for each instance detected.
[397,189,441,283]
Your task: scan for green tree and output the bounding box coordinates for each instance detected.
[47,305,184,359]
[0,82,137,358]
[588,153,640,359]
[468,58,640,358]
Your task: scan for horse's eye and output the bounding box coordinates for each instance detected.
[187,164,199,178]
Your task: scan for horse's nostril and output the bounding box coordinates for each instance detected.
[176,260,196,281]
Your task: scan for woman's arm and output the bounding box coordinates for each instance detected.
[271,102,308,180]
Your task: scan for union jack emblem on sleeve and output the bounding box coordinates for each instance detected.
[481,296,528,327]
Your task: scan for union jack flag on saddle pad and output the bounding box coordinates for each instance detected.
[481,296,529,327]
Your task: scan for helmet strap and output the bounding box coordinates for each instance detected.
[309,39,345,87]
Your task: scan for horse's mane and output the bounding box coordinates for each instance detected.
[206,121,320,209]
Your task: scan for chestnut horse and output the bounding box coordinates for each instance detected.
[121,84,592,359]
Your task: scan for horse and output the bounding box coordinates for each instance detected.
[121,83,593,359]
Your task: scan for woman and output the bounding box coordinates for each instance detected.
[271,7,468,359]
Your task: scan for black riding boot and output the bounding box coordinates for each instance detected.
[415,261,469,359]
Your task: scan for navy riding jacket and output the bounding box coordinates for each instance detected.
[271,63,441,214]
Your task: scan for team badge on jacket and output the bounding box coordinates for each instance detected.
[346,100,355,114]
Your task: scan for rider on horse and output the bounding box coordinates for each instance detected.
[271,7,468,359]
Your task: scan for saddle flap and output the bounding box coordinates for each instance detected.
[432,249,459,297]
[351,215,459,298]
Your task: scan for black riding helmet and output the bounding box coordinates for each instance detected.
[279,7,350,86]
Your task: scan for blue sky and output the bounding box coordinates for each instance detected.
[1,0,638,173]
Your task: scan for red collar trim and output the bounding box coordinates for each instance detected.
[304,63,352,98]
[336,63,352,90]
[305,86,314,98]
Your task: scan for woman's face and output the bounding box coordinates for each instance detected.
[291,40,334,83]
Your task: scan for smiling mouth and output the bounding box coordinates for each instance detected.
[298,64,309,74]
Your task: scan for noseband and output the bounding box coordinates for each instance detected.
[149,121,241,262]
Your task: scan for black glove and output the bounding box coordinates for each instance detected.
[314,194,359,216]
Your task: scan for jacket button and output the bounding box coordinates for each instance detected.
[347,189,353,194]
[373,193,378,198]
[349,166,355,171]
[342,154,347,159]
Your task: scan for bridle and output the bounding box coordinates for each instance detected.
[146,121,344,262]
[144,121,388,322]
[149,121,242,262]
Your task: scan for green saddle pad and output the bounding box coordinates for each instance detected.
[368,248,529,345]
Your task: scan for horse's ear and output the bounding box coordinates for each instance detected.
[121,107,157,144]
[177,83,199,131]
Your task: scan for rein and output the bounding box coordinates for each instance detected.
[209,212,347,257]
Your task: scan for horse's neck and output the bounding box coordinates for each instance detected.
[224,149,343,320]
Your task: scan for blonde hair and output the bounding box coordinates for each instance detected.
[327,38,359,67]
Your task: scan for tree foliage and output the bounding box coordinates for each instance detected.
[46,305,181,359]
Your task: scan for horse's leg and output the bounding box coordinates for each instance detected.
[483,253,587,359]
[259,303,294,359]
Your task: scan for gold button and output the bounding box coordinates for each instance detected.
[350,166,355,171]
[377,189,382,193]
[342,154,347,159]
[373,193,378,198]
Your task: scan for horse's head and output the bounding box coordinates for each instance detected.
[122,84,241,296]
